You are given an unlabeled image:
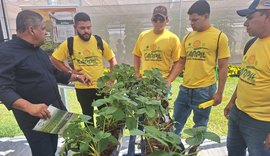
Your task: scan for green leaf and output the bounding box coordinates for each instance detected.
[126,117,137,130]
[111,109,125,120]
[136,108,146,115]
[204,132,221,143]
[97,138,108,152]
[166,132,182,144]
[183,126,206,136]
[194,126,207,132]
[79,142,89,153]
[144,126,160,134]
[183,128,196,136]
[129,129,145,136]
[92,98,110,107]
[126,99,138,107]
[108,135,119,145]
[105,106,118,114]
[145,106,155,118]
[185,133,203,146]
[79,115,91,122]
[94,131,111,142]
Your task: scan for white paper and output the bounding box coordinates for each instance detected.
[33,105,81,134]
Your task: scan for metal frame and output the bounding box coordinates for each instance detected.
[0,0,10,43]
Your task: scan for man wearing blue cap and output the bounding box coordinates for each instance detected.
[224,0,270,155]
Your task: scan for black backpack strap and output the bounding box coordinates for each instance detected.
[243,37,257,55]
[183,32,191,45]
[216,31,222,61]
[214,31,223,80]
[94,35,104,55]
[67,37,74,57]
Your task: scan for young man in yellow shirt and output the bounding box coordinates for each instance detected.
[224,0,270,155]
[51,12,117,124]
[127,5,181,156]
[133,5,181,87]
[169,1,230,154]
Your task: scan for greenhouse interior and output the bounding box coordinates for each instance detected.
[1,0,253,65]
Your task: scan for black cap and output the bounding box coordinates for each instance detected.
[237,0,270,17]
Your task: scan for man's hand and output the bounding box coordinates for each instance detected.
[224,102,234,119]
[27,103,51,119]
[264,133,270,150]
[76,74,91,85]
[69,73,91,85]
[212,92,222,106]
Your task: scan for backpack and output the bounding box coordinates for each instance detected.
[67,35,104,57]
[243,37,257,55]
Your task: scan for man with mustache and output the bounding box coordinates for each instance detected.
[224,0,270,155]
[0,10,90,156]
[51,12,117,124]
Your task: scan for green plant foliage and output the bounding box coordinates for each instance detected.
[60,64,221,155]
[40,39,60,55]
[95,64,169,131]
[60,116,119,156]
[184,126,221,146]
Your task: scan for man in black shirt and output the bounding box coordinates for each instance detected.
[0,10,90,156]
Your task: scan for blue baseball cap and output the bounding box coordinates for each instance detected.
[237,0,270,17]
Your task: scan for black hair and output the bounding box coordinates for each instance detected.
[16,10,43,33]
[188,0,210,15]
[74,12,91,24]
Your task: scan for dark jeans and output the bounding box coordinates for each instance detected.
[227,105,270,156]
[23,128,58,156]
[75,88,104,125]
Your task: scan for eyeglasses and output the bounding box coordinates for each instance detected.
[151,15,166,23]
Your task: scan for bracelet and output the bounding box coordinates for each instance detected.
[68,70,72,74]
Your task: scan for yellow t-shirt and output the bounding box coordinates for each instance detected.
[236,37,270,122]
[52,35,115,89]
[181,26,230,88]
[132,29,181,78]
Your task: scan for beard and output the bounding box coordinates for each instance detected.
[78,32,91,41]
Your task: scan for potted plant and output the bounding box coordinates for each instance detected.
[60,64,220,156]
[60,115,120,156]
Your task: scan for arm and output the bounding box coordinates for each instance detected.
[51,56,81,74]
[166,57,186,87]
[224,86,237,119]
[108,57,117,71]
[134,55,141,77]
[213,57,229,106]
[51,58,91,85]
[264,133,270,150]
[51,56,72,73]
[104,57,117,86]
[12,98,51,119]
